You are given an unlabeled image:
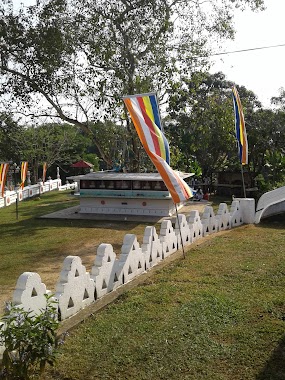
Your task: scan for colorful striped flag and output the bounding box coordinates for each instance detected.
[124,93,170,164]
[20,161,28,189]
[42,162,47,183]
[123,93,193,204]
[0,163,9,197]
[232,86,248,165]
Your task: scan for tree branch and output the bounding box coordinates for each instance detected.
[1,64,113,166]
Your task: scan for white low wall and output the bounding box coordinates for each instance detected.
[0,198,256,356]
[0,179,62,209]
[1,198,253,318]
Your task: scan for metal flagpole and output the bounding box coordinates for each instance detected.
[175,203,186,259]
[15,197,19,220]
[12,163,19,220]
[240,164,246,198]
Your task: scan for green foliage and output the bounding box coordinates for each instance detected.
[254,173,271,195]
[90,121,129,170]
[0,112,24,162]
[271,87,285,110]
[81,153,100,171]
[247,108,285,191]
[189,159,203,177]
[166,70,285,196]
[4,120,96,182]
[167,72,243,176]
[168,145,202,176]
[0,295,64,380]
[253,150,285,196]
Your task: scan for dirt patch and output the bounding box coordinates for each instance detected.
[0,244,101,314]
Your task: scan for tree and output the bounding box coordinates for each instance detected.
[271,87,285,110]
[0,0,264,170]
[246,108,285,191]
[167,70,285,194]
[0,112,25,162]
[166,72,262,178]
[17,123,93,183]
[89,121,129,170]
[166,72,237,176]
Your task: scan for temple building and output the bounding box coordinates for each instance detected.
[70,171,193,217]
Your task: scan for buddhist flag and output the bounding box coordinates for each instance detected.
[232,86,248,165]
[123,93,193,204]
[20,161,28,189]
[42,162,47,183]
[0,163,9,197]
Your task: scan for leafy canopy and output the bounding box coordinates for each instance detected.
[0,0,265,168]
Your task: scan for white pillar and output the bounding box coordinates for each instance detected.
[27,171,31,186]
[17,189,23,202]
[39,181,44,194]
[236,198,256,224]
[57,167,60,179]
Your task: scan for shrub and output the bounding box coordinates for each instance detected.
[0,295,65,380]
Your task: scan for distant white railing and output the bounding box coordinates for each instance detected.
[0,179,77,209]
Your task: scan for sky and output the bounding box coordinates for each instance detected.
[210,0,285,108]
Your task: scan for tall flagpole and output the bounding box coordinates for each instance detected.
[232,86,248,198]
[175,203,186,259]
[240,164,246,198]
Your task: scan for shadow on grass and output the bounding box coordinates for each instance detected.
[1,192,158,242]
[258,214,285,229]
[256,335,285,380]
[0,216,145,239]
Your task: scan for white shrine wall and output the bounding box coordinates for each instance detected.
[79,197,178,216]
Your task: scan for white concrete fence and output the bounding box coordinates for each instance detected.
[0,198,255,359]
[0,179,77,209]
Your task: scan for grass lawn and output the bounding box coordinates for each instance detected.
[0,191,148,309]
[2,191,285,379]
[44,215,285,380]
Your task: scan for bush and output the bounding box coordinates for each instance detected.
[0,295,65,380]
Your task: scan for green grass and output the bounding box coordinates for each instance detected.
[44,216,285,380]
[2,191,285,379]
[0,191,148,303]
